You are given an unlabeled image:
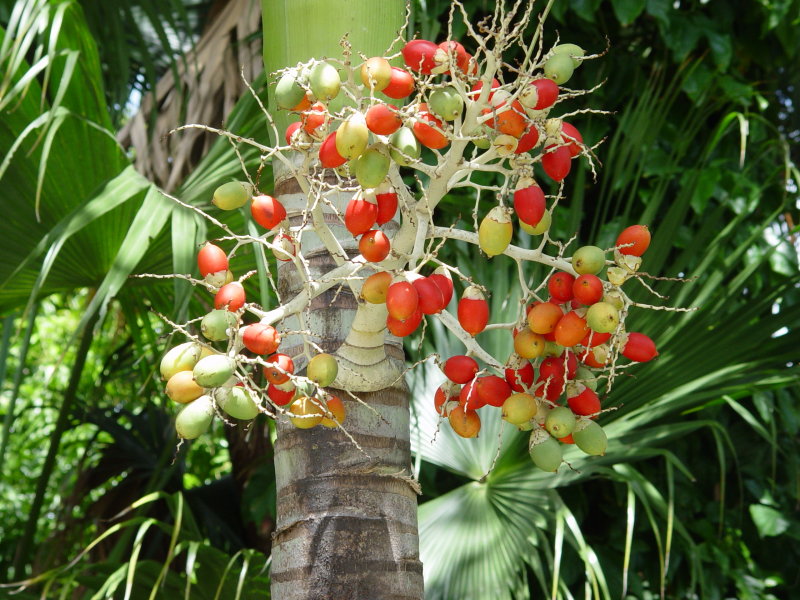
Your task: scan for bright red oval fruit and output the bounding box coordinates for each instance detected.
[375,190,398,225]
[513,184,545,226]
[302,102,327,135]
[242,323,281,355]
[623,332,658,362]
[505,356,534,392]
[383,67,415,99]
[434,383,459,416]
[459,378,484,410]
[413,104,449,149]
[366,103,402,135]
[548,272,576,303]
[402,39,438,74]
[267,383,295,407]
[435,40,470,74]
[442,355,479,384]
[457,286,489,336]
[581,330,611,348]
[573,274,604,305]
[616,225,651,256]
[386,281,419,320]
[285,121,301,145]
[359,229,390,262]
[251,195,287,230]
[515,125,540,153]
[531,78,559,109]
[565,350,578,379]
[215,282,245,311]
[539,356,566,380]
[476,375,512,408]
[554,311,589,348]
[534,371,564,402]
[264,353,294,385]
[429,269,454,307]
[542,145,572,181]
[471,78,500,101]
[412,277,444,315]
[386,308,422,337]
[319,131,347,168]
[561,122,583,157]
[197,243,228,277]
[568,386,601,416]
[344,196,378,236]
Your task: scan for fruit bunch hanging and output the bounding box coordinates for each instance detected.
[155,1,690,472]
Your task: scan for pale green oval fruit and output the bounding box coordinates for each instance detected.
[213,181,251,210]
[552,43,585,68]
[573,419,607,455]
[218,387,259,420]
[585,302,620,334]
[275,72,306,109]
[429,87,464,121]
[307,353,338,388]
[175,395,214,439]
[520,210,551,235]
[543,341,565,357]
[544,53,575,85]
[160,342,203,380]
[309,62,340,101]
[353,148,390,189]
[389,127,421,165]
[336,113,369,159]
[529,428,563,472]
[479,206,513,257]
[201,309,238,342]
[193,355,234,388]
[574,366,597,392]
[544,406,576,438]
[572,245,606,275]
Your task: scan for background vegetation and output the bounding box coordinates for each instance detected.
[1,0,798,598]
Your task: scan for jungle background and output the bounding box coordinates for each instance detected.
[0,0,799,598]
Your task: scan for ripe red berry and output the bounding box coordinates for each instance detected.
[457,286,489,336]
[215,282,245,311]
[548,272,576,303]
[623,332,658,362]
[530,78,559,110]
[554,311,589,348]
[413,104,449,149]
[319,131,347,168]
[616,225,651,256]
[284,121,301,145]
[197,243,228,277]
[513,184,545,226]
[429,268,454,307]
[359,230,391,262]
[242,323,281,355]
[573,274,604,305]
[568,386,601,416]
[264,353,294,385]
[386,309,422,337]
[402,40,438,74]
[505,355,534,391]
[561,122,583,157]
[251,195,287,230]
[476,375,512,407]
[515,125,540,154]
[386,281,419,320]
[344,196,378,236]
[459,378,484,411]
[542,145,572,181]
[375,190,398,225]
[442,355,479,384]
[365,103,402,135]
[412,277,445,315]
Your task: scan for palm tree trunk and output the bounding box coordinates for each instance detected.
[261,2,423,598]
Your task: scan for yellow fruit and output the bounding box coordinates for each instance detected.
[289,396,324,429]
[320,396,346,428]
[478,206,513,257]
[166,370,204,404]
[160,342,203,381]
[307,353,338,387]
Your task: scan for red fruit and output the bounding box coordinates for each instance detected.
[434,383,459,416]
[513,184,545,226]
[215,282,245,311]
[542,145,572,181]
[267,383,295,407]
[435,41,470,74]
[402,39,438,74]
[387,308,422,337]
[459,378,484,410]
[568,386,601,416]
[476,375,512,408]
[197,243,228,277]
[559,434,575,444]
[580,330,611,348]
[561,122,583,157]
[383,67,415,99]
[412,277,444,315]
[548,272,576,303]
[413,104,448,149]
[291,95,311,112]
[564,351,578,379]
[505,356,534,392]
[484,101,527,138]
[302,102,327,135]
[471,78,500,101]
[449,405,481,438]
[539,356,566,380]
[344,196,378,235]
[375,190,398,225]
[359,230,391,262]
[515,125,540,153]
[251,195,287,230]
[242,323,281,355]
[573,274,604,305]
[554,311,589,347]
[457,286,489,336]
[285,121,301,145]
[623,332,658,362]
[264,353,294,385]
[442,355,479,384]
[580,346,611,368]
[616,225,651,256]
[366,103,402,135]
[534,371,564,401]
[531,79,559,110]
[429,269,454,307]
[386,281,419,320]
[319,131,347,168]
[527,301,563,334]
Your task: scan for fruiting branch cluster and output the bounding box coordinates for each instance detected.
[154,0,692,472]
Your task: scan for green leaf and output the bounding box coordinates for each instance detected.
[749,504,790,538]
[705,30,732,70]
[611,0,647,25]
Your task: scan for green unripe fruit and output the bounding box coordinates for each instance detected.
[552,43,585,68]
[275,72,306,109]
[572,245,606,275]
[585,302,620,334]
[336,113,369,159]
[201,309,238,342]
[573,419,607,455]
[502,393,539,425]
[544,406,576,438]
[574,366,597,392]
[217,386,259,420]
[479,206,513,257]
[307,353,338,387]
[193,355,234,388]
[213,181,251,210]
[529,428,563,472]
[160,342,203,380]
[389,127,421,165]
[543,341,565,357]
[429,87,464,121]
[175,395,214,439]
[309,62,340,101]
[353,148,390,189]
[520,210,551,235]
[544,53,575,85]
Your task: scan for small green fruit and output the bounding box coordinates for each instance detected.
[544,406,576,438]
[217,386,259,420]
[544,53,575,85]
[275,72,306,109]
[585,302,620,334]
[160,342,203,380]
[573,419,607,455]
[572,245,606,275]
[213,181,251,210]
[389,127,421,165]
[529,428,563,472]
[574,366,597,392]
[520,210,551,235]
[309,62,340,101]
[552,43,585,68]
[478,206,513,257]
[193,355,234,388]
[429,87,464,121]
[353,148,390,189]
[175,395,214,439]
[307,353,338,388]
[201,309,238,342]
